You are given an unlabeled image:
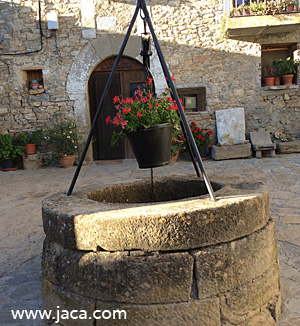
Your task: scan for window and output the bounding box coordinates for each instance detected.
[176,87,206,112]
[21,69,44,91]
[261,43,299,87]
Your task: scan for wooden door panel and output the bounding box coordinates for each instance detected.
[88,72,125,160]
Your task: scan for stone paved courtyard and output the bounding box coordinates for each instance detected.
[0,154,299,325]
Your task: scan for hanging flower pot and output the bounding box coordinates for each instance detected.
[25,143,36,155]
[126,124,173,169]
[60,155,75,168]
[106,78,181,169]
[282,74,294,85]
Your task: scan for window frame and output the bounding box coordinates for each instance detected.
[176,87,206,112]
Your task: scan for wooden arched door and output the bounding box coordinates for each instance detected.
[88,57,147,160]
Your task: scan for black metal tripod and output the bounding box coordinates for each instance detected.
[67,0,216,202]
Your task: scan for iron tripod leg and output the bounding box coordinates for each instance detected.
[139,0,216,201]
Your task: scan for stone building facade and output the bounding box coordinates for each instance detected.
[0,0,299,160]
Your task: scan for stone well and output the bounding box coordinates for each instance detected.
[42,175,281,326]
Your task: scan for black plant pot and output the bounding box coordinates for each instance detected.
[198,146,207,158]
[1,159,14,170]
[126,123,173,169]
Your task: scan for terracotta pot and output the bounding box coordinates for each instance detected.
[287,4,294,11]
[282,74,294,85]
[170,150,180,163]
[61,155,75,168]
[265,77,275,86]
[31,83,40,90]
[274,76,281,86]
[244,8,250,14]
[25,143,36,155]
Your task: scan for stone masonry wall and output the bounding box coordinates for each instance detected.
[0,0,299,141]
[0,0,82,133]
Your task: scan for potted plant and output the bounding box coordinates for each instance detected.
[244,3,251,14]
[0,133,25,170]
[170,127,185,162]
[230,8,236,16]
[286,0,294,11]
[45,119,79,168]
[281,0,288,11]
[272,60,282,85]
[273,57,299,85]
[236,4,244,15]
[257,1,267,14]
[189,122,213,159]
[18,129,42,155]
[263,66,276,86]
[106,78,181,168]
[250,1,258,14]
[267,0,280,14]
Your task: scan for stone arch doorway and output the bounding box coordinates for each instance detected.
[66,34,167,161]
[88,56,147,160]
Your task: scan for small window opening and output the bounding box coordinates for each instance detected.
[176,87,206,112]
[261,43,299,87]
[25,69,44,91]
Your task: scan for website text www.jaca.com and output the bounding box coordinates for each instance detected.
[11,306,127,324]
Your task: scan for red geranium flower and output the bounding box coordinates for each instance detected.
[113,95,120,104]
[105,116,112,125]
[106,77,181,147]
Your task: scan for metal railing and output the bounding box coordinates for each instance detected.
[230,0,300,16]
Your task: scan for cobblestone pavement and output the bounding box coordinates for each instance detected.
[0,154,299,325]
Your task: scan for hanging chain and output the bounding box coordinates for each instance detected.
[140,11,155,200]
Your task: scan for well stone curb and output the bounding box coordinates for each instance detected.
[192,219,278,299]
[42,175,270,252]
[42,175,280,326]
[42,240,194,304]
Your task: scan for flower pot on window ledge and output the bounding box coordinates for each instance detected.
[265,77,275,86]
[282,74,294,85]
[274,76,281,86]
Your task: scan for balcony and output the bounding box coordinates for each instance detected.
[226,0,300,38]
